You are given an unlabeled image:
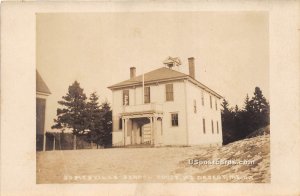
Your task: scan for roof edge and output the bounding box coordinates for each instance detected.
[107,76,188,90]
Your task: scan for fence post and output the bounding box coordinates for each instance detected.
[73,135,77,150]
[43,133,46,151]
[53,136,56,151]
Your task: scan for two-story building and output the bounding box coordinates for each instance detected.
[108,57,222,147]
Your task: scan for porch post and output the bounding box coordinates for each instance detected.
[150,117,153,145]
[124,118,128,146]
[153,116,157,146]
[43,133,46,151]
[122,118,125,146]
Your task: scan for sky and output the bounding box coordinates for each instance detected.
[36,12,269,132]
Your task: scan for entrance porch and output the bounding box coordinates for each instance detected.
[121,112,163,147]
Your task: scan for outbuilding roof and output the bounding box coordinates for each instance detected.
[36,70,51,95]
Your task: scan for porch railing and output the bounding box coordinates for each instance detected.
[122,103,163,113]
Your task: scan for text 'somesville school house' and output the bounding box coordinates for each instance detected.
[108,57,223,147]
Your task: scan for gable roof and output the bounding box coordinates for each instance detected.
[108,67,222,98]
[36,70,51,95]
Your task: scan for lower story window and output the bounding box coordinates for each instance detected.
[171,113,178,126]
[119,118,122,130]
[203,118,206,134]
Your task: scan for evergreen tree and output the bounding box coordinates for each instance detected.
[221,99,235,144]
[51,81,88,149]
[239,94,255,138]
[251,87,270,128]
[86,92,103,148]
[86,94,112,148]
[221,87,270,144]
[100,101,112,147]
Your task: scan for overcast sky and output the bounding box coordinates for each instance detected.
[37,12,269,132]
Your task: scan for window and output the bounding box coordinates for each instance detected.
[203,118,206,134]
[201,91,204,106]
[119,118,122,130]
[123,90,129,105]
[144,86,150,104]
[210,95,212,109]
[215,99,218,110]
[217,121,219,134]
[211,120,214,134]
[171,113,178,126]
[166,84,174,101]
[193,100,197,113]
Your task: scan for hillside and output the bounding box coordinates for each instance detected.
[173,134,270,183]
[246,125,270,138]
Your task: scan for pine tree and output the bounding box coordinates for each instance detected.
[51,81,88,149]
[251,87,270,128]
[86,94,112,148]
[221,99,235,144]
[86,92,103,148]
[100,101,112,147]
[240,94,256,138]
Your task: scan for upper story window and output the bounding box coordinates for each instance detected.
[203,118,206,134]
[215,99,218,110]
[201,91,204,106]
[123,89,129,106]
[166,84,174,101]
[211,120,214,134]
[144,86,150,104]
[171,113,178,126]
[193,100,197,113]
[210,95,212,109]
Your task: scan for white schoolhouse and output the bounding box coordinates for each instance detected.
[108,57,223,147]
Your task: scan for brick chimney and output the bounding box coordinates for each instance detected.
[188,57,195,78]
[130,67,136,79]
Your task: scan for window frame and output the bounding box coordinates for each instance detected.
[203,118,206,134]
[118,118,123,130]
[123,89,130,106]
[144,86,151,104]
[171,113,179,127]
[165,83,174,102]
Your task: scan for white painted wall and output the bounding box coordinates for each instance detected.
[111,80,188,146]
[159,81,187,145]
[111,79,222,146]
[186,81,223,146]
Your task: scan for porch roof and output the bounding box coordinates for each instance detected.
[120,110,163,118]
